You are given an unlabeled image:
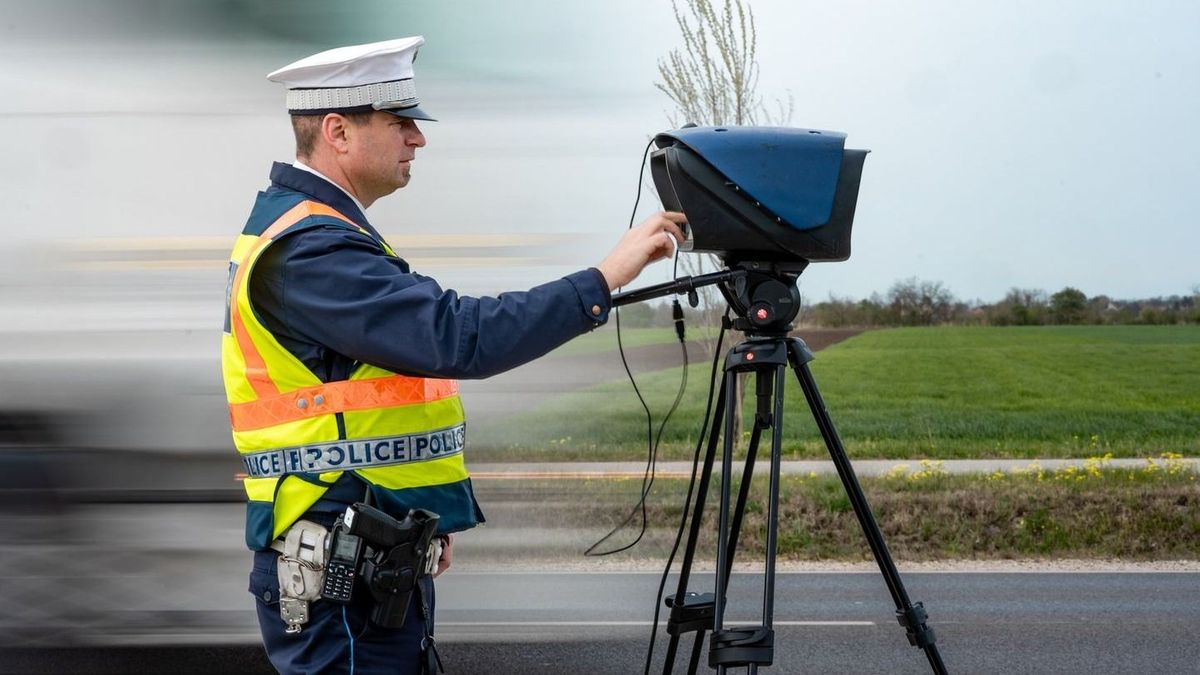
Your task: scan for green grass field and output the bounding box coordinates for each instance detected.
[472,325,1200,461]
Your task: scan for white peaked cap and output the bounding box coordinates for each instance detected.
[267,36,435,121]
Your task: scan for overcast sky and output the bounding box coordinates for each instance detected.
[4,0,1197,305]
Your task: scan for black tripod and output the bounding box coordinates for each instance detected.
[613,266,946,674]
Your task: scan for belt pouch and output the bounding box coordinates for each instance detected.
[271,519,329,634]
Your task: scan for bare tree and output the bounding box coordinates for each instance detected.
[987,288,1048,326]
[887,277,957,326]
[656,0,792,128]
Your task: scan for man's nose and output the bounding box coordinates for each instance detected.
[406,122,426,148]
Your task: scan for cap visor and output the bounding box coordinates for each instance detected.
[380,105,437,122]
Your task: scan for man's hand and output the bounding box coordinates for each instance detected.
[433,534,452,578]
[596,212,688,291]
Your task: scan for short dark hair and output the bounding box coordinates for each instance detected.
[291,110,375,158]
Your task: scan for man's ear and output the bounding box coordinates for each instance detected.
[320,113,352,155]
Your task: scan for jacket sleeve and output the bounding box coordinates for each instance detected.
[255,226,612,380]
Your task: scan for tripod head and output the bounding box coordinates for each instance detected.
[610,261,804,337]
[715,262,803,336]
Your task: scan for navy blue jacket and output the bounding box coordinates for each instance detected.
[244,162,612,507]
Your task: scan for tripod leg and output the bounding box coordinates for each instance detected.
[713,364,740,675]
[686,630,705,675]
[723,366,785,588]
[662,636,678,674]
[700,341,786,674]
[712,363,785,675]
[675,379,728,594]
[787,340,947,675]
[661,379,729,675]
[761,363,786,628]
[723,396,766,586]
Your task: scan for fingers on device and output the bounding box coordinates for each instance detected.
[320,502,441,628]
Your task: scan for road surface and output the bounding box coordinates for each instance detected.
[3,571,1197,674]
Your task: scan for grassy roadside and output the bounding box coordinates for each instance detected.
[473,456,1199,561]
[472,325,1200,461]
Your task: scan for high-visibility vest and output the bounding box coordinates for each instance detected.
[222,194,482,550]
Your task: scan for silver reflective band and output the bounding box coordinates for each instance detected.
[286,78,419,111]
[241,424,466,479]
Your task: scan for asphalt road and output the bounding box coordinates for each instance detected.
[4,571,1197,674]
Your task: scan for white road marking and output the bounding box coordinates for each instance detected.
[440,620,873,627]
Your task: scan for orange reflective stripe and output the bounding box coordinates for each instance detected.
[262,201,358,240]
[229,201,359,399]
[230,231,280,397]
[229,375,460,432]
[231,306,278,398]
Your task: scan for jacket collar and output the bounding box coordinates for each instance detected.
[268,162,386,242]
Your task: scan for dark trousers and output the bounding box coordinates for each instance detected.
[250,549,435,675]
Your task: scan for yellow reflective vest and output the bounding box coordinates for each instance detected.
[222,196,482,550]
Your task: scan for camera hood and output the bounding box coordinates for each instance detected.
[651,126,869,265]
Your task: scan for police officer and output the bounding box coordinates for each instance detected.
[222,36,686,674]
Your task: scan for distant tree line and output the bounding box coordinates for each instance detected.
[801,278,1200,328]
[615,279,1200,328]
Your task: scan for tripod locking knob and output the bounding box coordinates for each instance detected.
[896,602,937,648]
[749,302,774,327]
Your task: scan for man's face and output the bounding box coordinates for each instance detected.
[343,111,426,199]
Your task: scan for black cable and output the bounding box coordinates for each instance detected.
[586,136,687,557]
[627,137,656,230]
[642,311,729,675]
[585,336,688,557]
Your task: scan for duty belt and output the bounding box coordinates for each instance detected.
[240,424,466,478]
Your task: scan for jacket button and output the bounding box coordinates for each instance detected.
[591,305,602,316]
[296,399,308,409]
[314,394,325,406]
[262,590,272,601]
